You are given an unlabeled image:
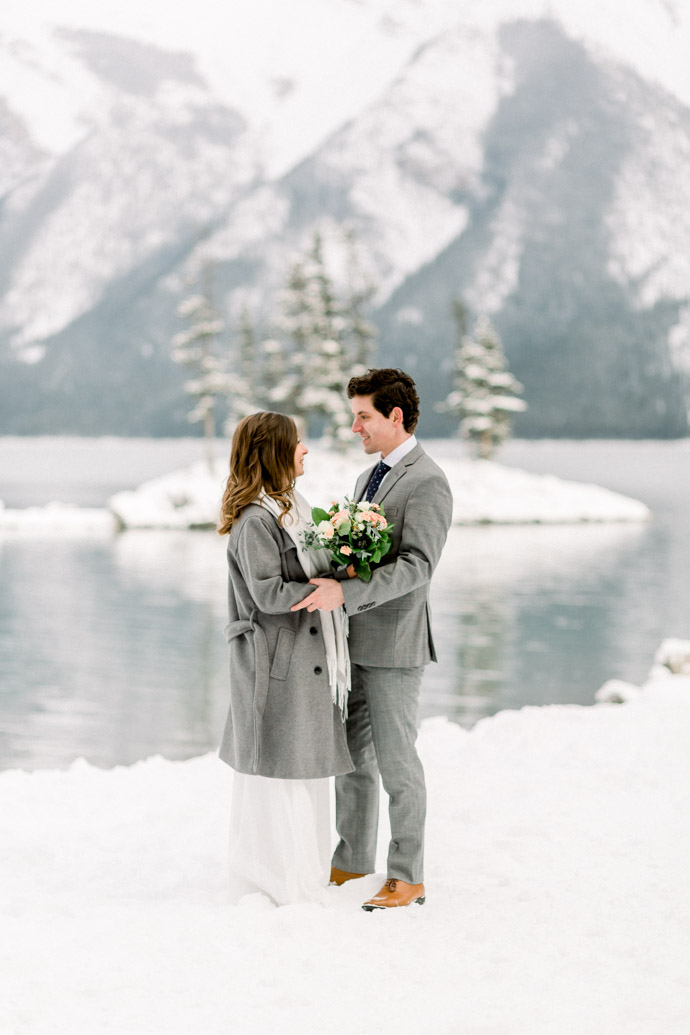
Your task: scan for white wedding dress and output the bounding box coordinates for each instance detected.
[226,490,346,907]
[227,772,331,905]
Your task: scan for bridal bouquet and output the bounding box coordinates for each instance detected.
[301,498,394,582]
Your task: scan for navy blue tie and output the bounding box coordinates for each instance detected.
[364,460,390,502]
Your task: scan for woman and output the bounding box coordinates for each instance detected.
[217,411,353,905]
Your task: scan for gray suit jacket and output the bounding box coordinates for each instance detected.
[219,504,353,779]
[341,443,453,668]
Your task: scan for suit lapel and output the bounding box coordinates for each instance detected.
[373,464,406,505]
[373,443,424,506]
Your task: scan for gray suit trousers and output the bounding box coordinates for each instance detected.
[332,663,426,884]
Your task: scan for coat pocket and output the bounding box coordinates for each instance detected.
[269,626,295,680]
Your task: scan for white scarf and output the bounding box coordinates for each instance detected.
[257,490,350,717]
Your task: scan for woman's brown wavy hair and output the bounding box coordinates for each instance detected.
[217,411,298,535]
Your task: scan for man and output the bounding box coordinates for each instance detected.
[292,368,453,910]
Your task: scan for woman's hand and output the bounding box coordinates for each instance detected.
[346,564,357,579]
[291,578,345,613]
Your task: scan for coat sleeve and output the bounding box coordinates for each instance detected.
[234,515,315,615]
[340,470,453,614]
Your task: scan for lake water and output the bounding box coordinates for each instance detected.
[0,436,688,770]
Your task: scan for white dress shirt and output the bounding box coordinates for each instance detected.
[378,434,417,490]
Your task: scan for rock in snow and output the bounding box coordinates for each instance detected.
[595,679,642,703]
[107,443,650,529]
[1,672,689,1034]
[649,638,690,679]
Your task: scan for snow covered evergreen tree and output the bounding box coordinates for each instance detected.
[221,303,261,436]
[236,303,258,407]
[343,226,379,372]
[171,264,226,470]
[438,308,527,459]
[249,228,379,447]
[273,231,356,447]
[172,263,247,467]
[256,337,300,414]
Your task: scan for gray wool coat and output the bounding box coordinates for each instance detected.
[340,443,453,668]
[219,503,354,779]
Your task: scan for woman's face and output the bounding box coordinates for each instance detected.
[293,439,309,478]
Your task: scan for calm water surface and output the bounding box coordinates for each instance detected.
[0,437,688,770]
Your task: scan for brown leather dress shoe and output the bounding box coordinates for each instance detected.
[329,866,367,886]
[362,878,426,910]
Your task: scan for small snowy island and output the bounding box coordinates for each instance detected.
[106,443,650,530]
[0,498,117,534]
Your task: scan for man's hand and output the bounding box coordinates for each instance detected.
[291,578,345,613]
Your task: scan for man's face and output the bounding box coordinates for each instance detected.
[350,394,402,457]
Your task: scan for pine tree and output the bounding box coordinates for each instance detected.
[259,337,300,413]
[343,225,379,372]
[277,232,353,446]
[222,303,261,436]
[171,263,226,470]
[172,264,257,463]
[251,228,379,448]
[237,303,258,407]
[439,308,527,459]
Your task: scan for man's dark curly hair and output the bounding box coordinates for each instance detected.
[347,368,420,433]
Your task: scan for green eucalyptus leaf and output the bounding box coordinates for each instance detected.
[355,560,372,582]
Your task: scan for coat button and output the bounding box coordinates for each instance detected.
[314,666,322,674]
[309,627,318,635]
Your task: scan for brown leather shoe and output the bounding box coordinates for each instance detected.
[362,878,426,910]
[329,866,367,886]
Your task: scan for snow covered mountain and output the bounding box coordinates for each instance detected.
[1,0,689,435]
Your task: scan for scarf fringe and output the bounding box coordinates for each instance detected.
[327,654,350,720]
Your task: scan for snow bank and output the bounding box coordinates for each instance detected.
[0,499,116,535]
[596,638,690,702]
[108,443,650,529]
[108,461,228,530]
[2,673,689,1035]
[442,455,650,524]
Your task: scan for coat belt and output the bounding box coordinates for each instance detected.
[224,610,270,773]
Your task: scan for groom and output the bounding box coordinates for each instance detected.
[292,368,453,910]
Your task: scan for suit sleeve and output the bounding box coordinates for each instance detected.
[235,515,315,615]
[340,470,453,614]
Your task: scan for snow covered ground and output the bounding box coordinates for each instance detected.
[2,669,689,1034]
[106,443,650,529]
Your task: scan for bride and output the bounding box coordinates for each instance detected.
[217,411,353,905]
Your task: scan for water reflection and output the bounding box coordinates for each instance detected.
[112,530,227,613]
[0,533,228,770]
[424,522,651,726]
[0,515,673,770]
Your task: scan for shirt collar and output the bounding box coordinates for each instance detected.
[381,435,417,470]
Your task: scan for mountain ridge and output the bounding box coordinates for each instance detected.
[0,2,688,435]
